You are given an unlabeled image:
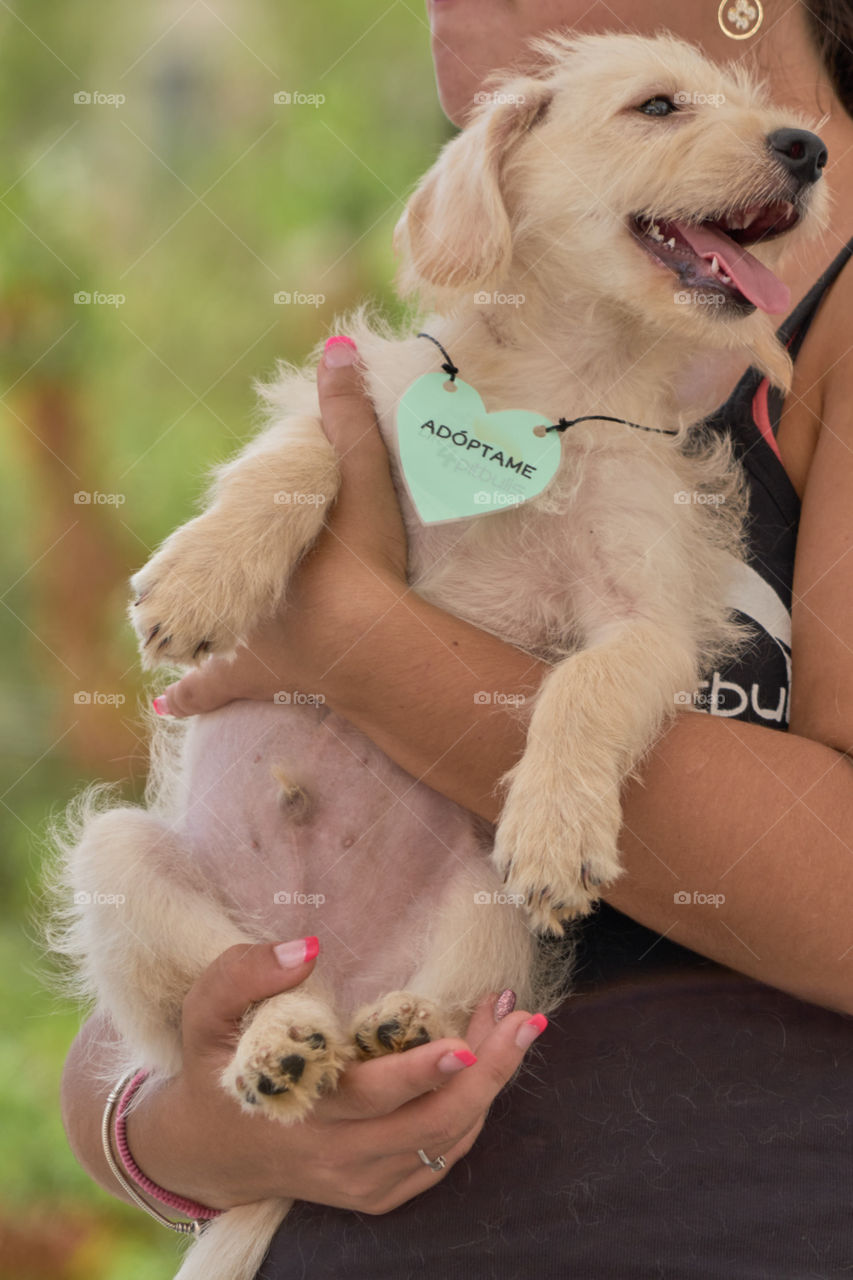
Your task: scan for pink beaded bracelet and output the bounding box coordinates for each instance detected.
[102,1068,222,1236]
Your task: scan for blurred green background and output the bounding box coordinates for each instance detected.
[0,2,444,1274]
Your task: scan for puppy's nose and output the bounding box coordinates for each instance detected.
[766,128,828,186]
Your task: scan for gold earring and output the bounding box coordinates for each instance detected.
[718,0,764,39]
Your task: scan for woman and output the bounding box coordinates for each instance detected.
[61,0,853,1275]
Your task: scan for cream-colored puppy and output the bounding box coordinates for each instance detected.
[53,31,827,1280]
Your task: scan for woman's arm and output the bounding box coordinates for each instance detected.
[164,340,853,1015]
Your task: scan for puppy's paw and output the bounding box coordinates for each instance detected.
[351,991,447,1059]
[130,518,266,667]
[493,776,624,934]
[222,993,352,1123]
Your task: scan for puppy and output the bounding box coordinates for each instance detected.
[53,31,827,1280]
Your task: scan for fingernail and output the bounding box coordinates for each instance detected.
[274,936,320,968]
[437,1049,478,1073]
[494,989,516,1021]
[515,1013,548,1051]
[323,335,357,367]
[152,694,171,717]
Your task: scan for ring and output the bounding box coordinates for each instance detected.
[416,1148,447,1173]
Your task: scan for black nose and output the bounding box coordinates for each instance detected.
[767,128,828,186]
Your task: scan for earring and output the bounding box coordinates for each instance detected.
[718,0,764,38]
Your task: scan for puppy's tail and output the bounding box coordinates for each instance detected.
[175,1198,290,1280]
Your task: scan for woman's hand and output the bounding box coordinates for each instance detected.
[158,337,408,718]
[125,939,547,1214]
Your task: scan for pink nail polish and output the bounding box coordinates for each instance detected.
[152,694,171,717]
[514,1013,548,1051]
[437,1049,477,1073]
[273,936,320,968]
[494,989,517,1021]
[323,335,357,366]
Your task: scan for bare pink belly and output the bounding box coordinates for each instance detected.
[173,701,493,1010]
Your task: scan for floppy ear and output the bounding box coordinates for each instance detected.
[394,78,553,296]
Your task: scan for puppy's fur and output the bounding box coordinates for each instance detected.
[50,32,827,1280]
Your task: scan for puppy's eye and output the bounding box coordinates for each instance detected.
[638,96,678,117]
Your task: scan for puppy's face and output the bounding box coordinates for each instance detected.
[397,32,828,356]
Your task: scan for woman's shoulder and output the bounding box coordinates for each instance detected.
[776,236,853,498]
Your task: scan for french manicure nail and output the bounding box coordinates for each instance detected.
[515,1013,548,1051]
[274,936,320,968]
[494,989,517,1021]
[152,694,171,717]
[323,335,357,366]
[437,1049,478,1073]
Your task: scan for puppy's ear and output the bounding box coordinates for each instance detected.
[394,80,553,296]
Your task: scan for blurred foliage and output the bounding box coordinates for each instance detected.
[0,1,445,1274]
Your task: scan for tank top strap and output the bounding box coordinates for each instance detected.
[775,234,853,363]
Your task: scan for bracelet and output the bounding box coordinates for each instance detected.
[102,1069,223,1236]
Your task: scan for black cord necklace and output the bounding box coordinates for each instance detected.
[417,331,679,437]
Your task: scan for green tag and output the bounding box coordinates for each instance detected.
[396,373,561,525]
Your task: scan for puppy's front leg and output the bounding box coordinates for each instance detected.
[131,415,339,667]
[493,619,697,934]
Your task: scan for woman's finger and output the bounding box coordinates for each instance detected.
[155,653,252,718]
[326,1007,546,1150]
[182,937,320,1061]
[370,1009,546,1157]
[317,338,408,575]
[353,1116,488,1214]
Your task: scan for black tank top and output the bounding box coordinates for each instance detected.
[695,236,853,727]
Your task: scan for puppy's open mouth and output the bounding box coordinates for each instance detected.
[631,200,800,314]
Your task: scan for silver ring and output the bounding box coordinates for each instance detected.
[416,1147,447,1172]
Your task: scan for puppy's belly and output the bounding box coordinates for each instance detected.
[173,701,492,1011]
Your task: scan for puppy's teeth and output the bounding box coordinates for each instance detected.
[665,237,676,249]
[710,255,720,274]
[740,211,757,229]
[719,273,732,284]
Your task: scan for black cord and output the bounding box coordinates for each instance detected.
[416,334,679,437]
[417,332,459,381]
[548,415,679,437]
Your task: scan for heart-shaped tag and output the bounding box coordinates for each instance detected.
[396,373,561,525]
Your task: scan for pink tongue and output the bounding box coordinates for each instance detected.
[673,220,790,314]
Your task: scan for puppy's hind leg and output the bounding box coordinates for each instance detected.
[350,863,549,1059]
[55,799,352,1118]
[55,800,253,1076]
